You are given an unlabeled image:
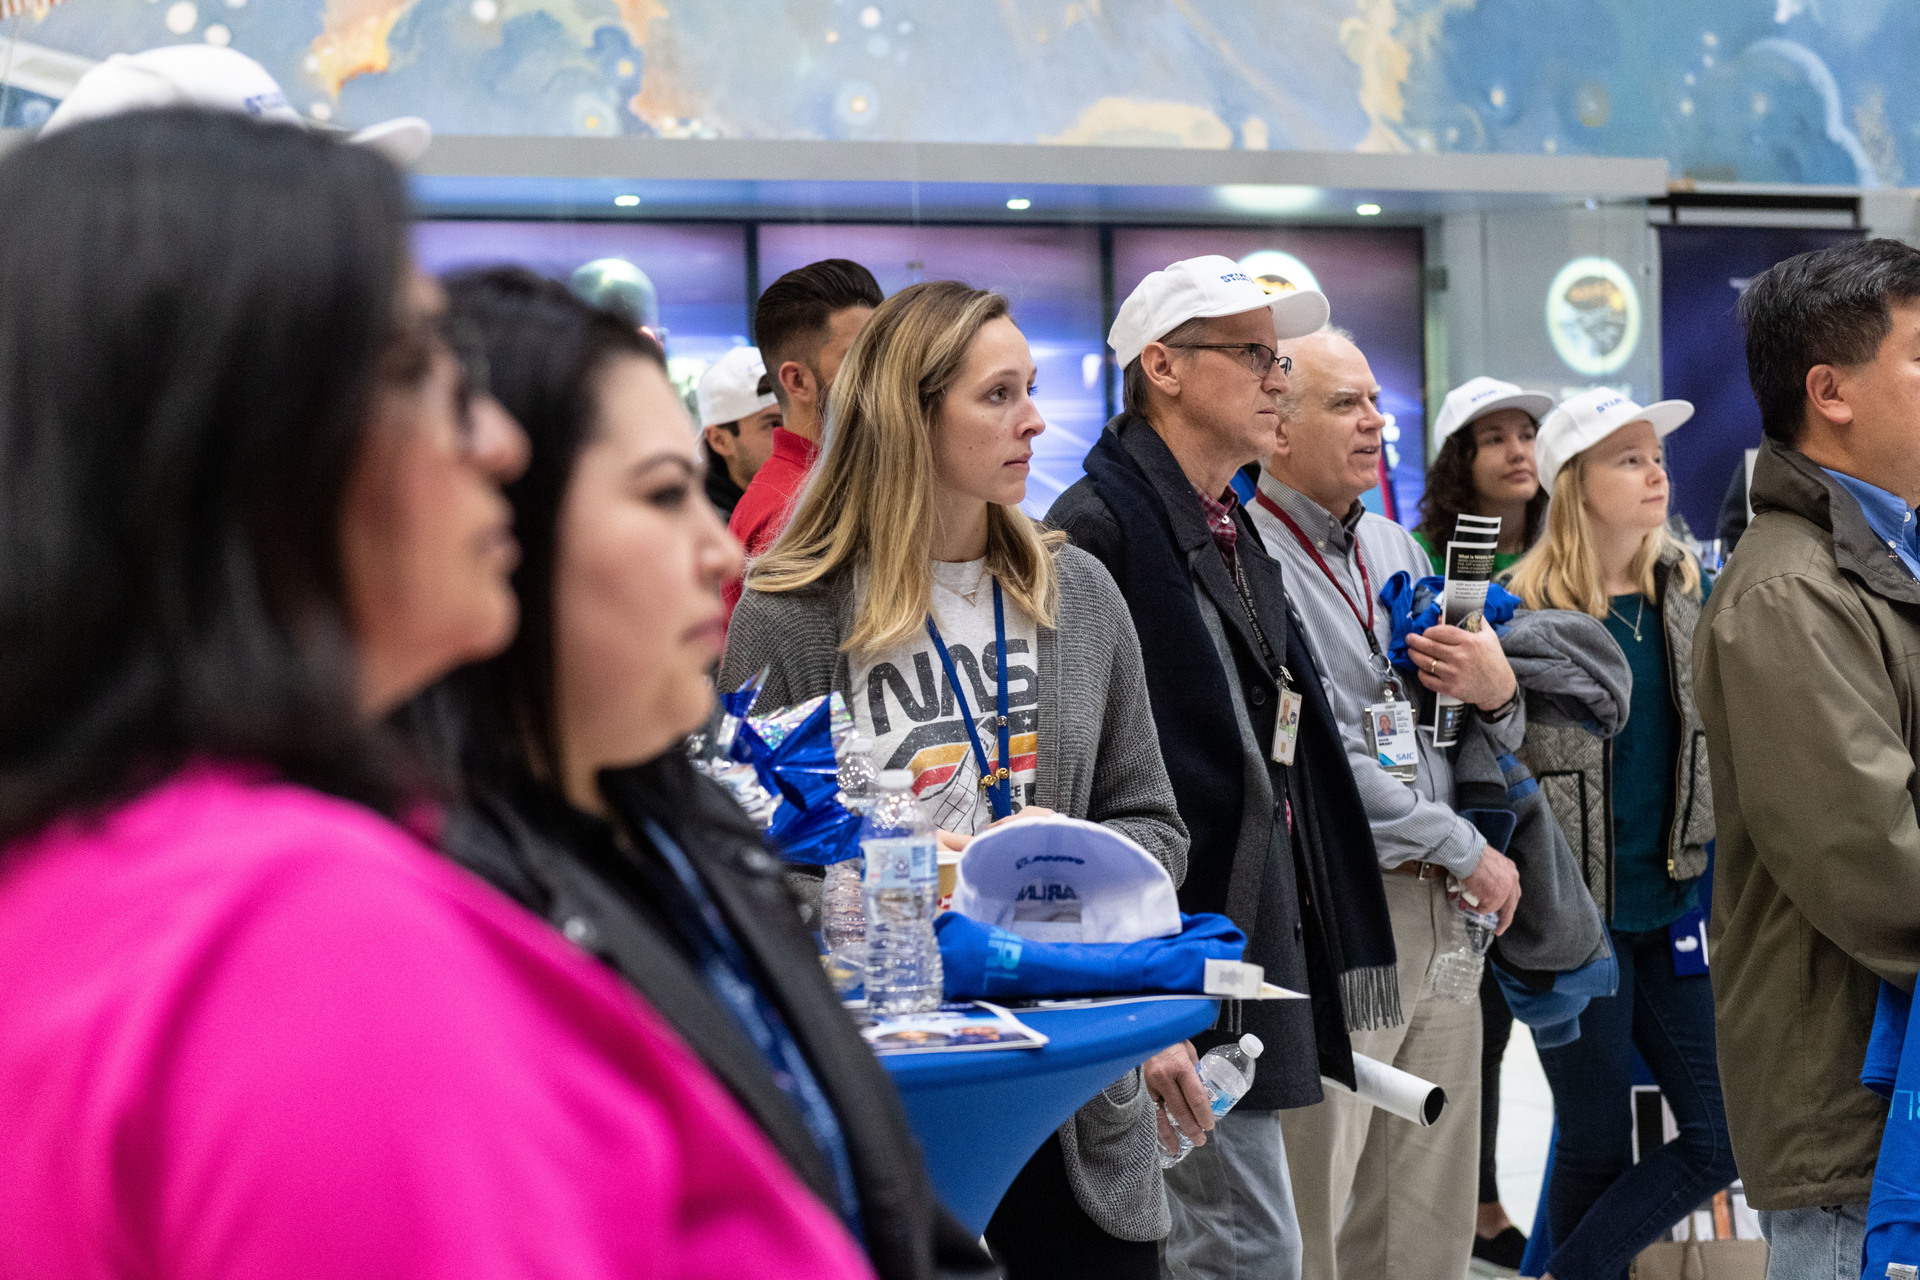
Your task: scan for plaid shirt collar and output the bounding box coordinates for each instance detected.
[1191,483,1241,569]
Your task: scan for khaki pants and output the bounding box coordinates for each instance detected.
[1281,874,1483,1280]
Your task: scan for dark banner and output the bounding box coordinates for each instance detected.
[1658,224,1859,535]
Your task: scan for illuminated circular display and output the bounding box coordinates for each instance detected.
[1237,249,1322,298]
[1546,255,1641,377]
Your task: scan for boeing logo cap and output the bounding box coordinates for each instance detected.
[950,815,1183,944]
[40,46,432,166]
[1108,254,1330,368]
[1431,376,1556,448]
[1536,386,1694,491]
[696,346,779,429]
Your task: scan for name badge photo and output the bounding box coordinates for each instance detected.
[1366,698,1419,783]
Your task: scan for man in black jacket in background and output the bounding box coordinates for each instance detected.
[1049,257,1399,1280]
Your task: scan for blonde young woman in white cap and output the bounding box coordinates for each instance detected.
[697,345,784,520]
[1412,376,1556,575]
[1505,388,1736,1280]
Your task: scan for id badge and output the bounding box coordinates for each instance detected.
[1269,682,1303,766]
[1365,697,1420,783]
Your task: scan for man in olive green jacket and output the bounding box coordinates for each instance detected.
[1694,238,1920,1278]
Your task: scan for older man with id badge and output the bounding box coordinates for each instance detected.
[1249,328,1523,1280]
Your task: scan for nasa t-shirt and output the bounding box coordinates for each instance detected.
[850,558,1040,836]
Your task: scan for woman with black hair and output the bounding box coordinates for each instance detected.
[0,111,872,1280]
[417,267,995,1280]
[1414,375,1555,1274]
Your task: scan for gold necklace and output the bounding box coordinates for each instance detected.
[1608,595,1646,642]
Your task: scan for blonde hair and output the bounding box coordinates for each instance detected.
[1505,448,1700,617]
[746,280,1064,654]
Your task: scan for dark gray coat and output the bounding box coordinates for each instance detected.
[1452,606,1625,973]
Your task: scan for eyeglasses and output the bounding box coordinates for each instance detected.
[439,314,492,444]
[1165,342,1292,379]
[381,311,493,440]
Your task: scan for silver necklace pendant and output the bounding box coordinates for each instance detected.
[1609,597,1646,643]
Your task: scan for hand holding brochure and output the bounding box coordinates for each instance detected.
[1432,513,1502,746]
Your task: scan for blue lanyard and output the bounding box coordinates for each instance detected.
[923,577,1014,822]
[637,817,864,1238]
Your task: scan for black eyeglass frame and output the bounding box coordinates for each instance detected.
[1163,342,1293,379]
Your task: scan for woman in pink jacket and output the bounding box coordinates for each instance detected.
[0,109,873,1280]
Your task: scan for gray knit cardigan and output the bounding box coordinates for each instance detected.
[721,544,1191,1242]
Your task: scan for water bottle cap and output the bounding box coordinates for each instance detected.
[1239,1033,1264,1059]
[878,768,915,791]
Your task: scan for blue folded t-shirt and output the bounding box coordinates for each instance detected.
[935,911,1246,1001]
[1864,980,1920,1280]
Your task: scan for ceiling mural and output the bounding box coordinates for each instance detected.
[3,0,1913,184]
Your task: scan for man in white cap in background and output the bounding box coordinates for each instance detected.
[697,346,784,522]
[37,44,430,164]
[1250,328,1523,1280]
[1051,258,1402,1280]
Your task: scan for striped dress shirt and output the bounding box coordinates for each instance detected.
[1247,472,1524,876]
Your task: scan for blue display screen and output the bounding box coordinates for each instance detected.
[412,220,754,385]
[759,223,1106,518]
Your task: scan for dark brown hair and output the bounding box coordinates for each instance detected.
[1414,423,1548,556]
[0,109,415,843]
[421,267,664,791]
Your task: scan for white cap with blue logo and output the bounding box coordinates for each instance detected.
[1536,387,1694,492]
[39,46,432,166]
[1431,376,1556,448]
[1108,254,1330,368]
[950,815,1183,944]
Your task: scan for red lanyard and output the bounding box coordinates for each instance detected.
[1255,489,1382,657]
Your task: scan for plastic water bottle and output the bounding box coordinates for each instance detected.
[1157,1034,1264,1167]
[1430,899,1500,1002]
[861,769,943,1016]
[822,735,879,952]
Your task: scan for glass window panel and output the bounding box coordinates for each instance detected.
[1112,227,1427,524]
[757,224,1106,517]
[411,221,753,393]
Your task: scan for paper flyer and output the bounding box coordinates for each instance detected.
[1431,515,1501,746]
[862,1001,1050,1054]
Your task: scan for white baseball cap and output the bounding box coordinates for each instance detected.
[1536,387,1694,491]
[1432,376,1555,448]
[39,46,432,166]
[950,815,1183,944]
[697,346,778,429]
[1109,254,1330,368]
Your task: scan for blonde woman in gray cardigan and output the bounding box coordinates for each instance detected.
[721,280,1188,1279]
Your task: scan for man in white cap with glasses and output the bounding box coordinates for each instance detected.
[1051,258,1401,1279]
[696,346,783,522]
[1251,327,1524,1280]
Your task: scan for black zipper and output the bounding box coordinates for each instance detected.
[1658,573,1690,881]
[1601,736,1616,919]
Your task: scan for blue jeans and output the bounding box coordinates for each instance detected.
[1537,927,1739,1280]
[1758,1204,1865,1280]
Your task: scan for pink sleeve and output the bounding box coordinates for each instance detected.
[135,850,871,1280]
